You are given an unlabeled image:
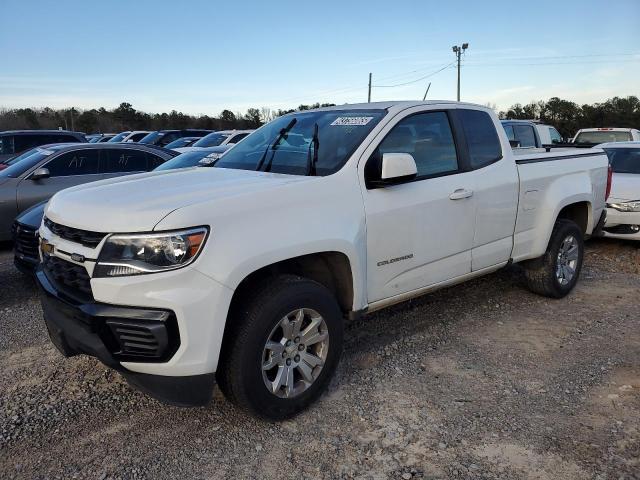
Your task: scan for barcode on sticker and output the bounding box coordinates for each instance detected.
[331,116,374,126]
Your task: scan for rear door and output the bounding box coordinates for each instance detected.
[361,107,477,303]
[100,148,151,177]
[16,148,100,212]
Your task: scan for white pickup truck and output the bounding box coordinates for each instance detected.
[37,101,610,419]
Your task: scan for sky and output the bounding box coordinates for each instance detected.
[1,0,639,116]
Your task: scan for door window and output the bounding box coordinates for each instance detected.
[147,153,166,170]
[513,125,536,148]
[159,133,180,146]
[45,149,99,177]
[503,125,515,141]
[549,127,562,143]
[0,135,15,155]
[227,133,249,144]
[101,148,149,173]
[377,111,458,178]
[458,110,502,168]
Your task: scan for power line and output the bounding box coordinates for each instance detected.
[372,62,456,88]
[464,59,640,67]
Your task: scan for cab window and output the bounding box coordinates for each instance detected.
[458,110,502,168]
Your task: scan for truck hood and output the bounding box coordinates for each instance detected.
[45,167,314,232]
[610,173,640,202]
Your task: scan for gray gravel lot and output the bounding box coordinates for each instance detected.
[0,239,638,480]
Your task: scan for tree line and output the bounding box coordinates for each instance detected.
[0,96,637,137]
[498,96,640,138]
[0,102,335,134]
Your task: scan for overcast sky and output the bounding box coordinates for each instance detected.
[1,0,638,115]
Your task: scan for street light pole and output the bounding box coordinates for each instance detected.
[452,43,469,101]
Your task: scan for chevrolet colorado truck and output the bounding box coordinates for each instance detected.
[36,101,610,419]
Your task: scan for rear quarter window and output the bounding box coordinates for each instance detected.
[458,110,502,168]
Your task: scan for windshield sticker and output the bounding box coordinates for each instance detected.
[199,153,222,165]
[331,116,374,126]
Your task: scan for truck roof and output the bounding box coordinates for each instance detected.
[306,100,487,112]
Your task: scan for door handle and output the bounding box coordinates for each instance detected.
[449,188,473,200]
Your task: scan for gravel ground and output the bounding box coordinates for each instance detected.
[0,238,638,480]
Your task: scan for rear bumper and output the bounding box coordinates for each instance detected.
[37,268,215,406]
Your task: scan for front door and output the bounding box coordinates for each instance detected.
[361,108,477,303]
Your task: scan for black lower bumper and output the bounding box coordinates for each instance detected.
[36,268,214,407]
[14,253,39,275]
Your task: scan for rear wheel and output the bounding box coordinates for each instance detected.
[523,219,584,298]
[217,275,343,420]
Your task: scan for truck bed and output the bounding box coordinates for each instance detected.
[511,147,609,262]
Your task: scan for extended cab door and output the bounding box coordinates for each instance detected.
[454,110,519,271]
[16,148,101,212]
[360,107,477,303]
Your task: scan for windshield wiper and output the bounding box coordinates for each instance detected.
[306,123,319,176]
[256,118,297,172]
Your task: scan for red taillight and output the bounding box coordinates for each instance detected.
[605,164,612,200]
[0,163,7,171]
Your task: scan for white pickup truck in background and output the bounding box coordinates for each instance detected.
[37,101,609,419]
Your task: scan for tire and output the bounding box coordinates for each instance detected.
[217,275,343,420]
[523,219,584,298]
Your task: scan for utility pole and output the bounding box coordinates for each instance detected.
[367,72,372,103]
[451,43,469,101]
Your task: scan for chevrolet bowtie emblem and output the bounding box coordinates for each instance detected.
[70,253,85,263]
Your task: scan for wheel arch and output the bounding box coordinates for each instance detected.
[228,251,355,316]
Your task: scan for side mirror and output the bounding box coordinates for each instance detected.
[30,167,50,181]
[367,152,417,188]
[509,140,521,148]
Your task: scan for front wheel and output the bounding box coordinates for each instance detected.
[217,275,343,420]
[523,219,584,298]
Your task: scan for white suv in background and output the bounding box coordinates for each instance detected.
[597,142,640,240]
[573,128,640,145]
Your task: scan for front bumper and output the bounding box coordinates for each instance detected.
[37,268,216,406]
[603,207,640,240]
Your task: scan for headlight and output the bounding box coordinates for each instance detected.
[93,227,208,277]
[607,201,640,212]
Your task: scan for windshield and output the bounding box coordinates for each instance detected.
[575,131,632,144]
[604,148,640,174]
[214,109,386,176]
[88,136,102,143]
[0,147,53,178]
[139,132,166,144]
[108,132,131,143]
[192,132,230,147]
[154,150,217,171]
